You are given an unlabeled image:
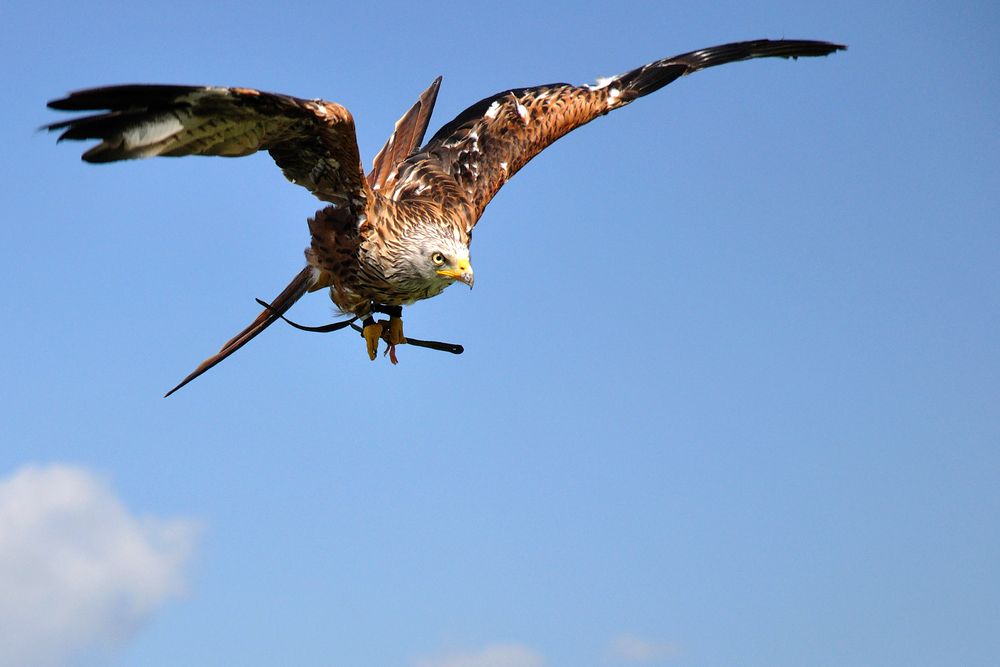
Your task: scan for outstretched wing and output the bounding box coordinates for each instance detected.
[47,85,370,207]
[414,39,845,224]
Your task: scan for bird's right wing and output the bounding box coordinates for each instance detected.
[47,85,371,209]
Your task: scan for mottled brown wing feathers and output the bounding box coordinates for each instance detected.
[415,39,845,224]
[417,83,605,222]
[47,85,370,207]
[367,77,442,193]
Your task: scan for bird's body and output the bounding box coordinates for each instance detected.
[314,187,473,311]
[47,38,845,394]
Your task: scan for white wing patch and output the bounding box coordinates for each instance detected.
[122,115,184,151]
[586,75,616,91]
[515,100,530,124]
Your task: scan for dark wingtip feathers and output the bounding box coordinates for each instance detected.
[47,84,201,111]
[619,39,845,99]
[43,110,131,162]
[45,85,209,161]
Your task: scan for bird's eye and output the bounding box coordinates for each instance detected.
[431,252,446,265]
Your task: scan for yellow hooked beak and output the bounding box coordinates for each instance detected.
[436,258,474,288]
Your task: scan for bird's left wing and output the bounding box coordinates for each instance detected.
[410,39,844,226]
[47,85,369,207]
[367,77,442,193]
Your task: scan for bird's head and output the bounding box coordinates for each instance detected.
[388,225,474,291]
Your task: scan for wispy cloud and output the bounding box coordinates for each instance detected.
[415,643,545,667]
[0,463,200,667]
[609,634,682,663]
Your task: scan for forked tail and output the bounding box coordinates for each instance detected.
[164,266,321,396]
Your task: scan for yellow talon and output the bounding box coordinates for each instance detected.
[388,316,406,345]
[363,322,382,360]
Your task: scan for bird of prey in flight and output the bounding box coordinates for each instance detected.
[47,38,845,395]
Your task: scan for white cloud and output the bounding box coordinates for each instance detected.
[0,463,200,667]
[609,634,682,663]
[415,643,545,667]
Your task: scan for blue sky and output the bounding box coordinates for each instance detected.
[2,1,998,665]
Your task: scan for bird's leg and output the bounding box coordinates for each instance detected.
[381,306,406,346]
[371,304,405,364]
[361,316,382,360]
[389,316,406,345]
[385,318,404,365]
